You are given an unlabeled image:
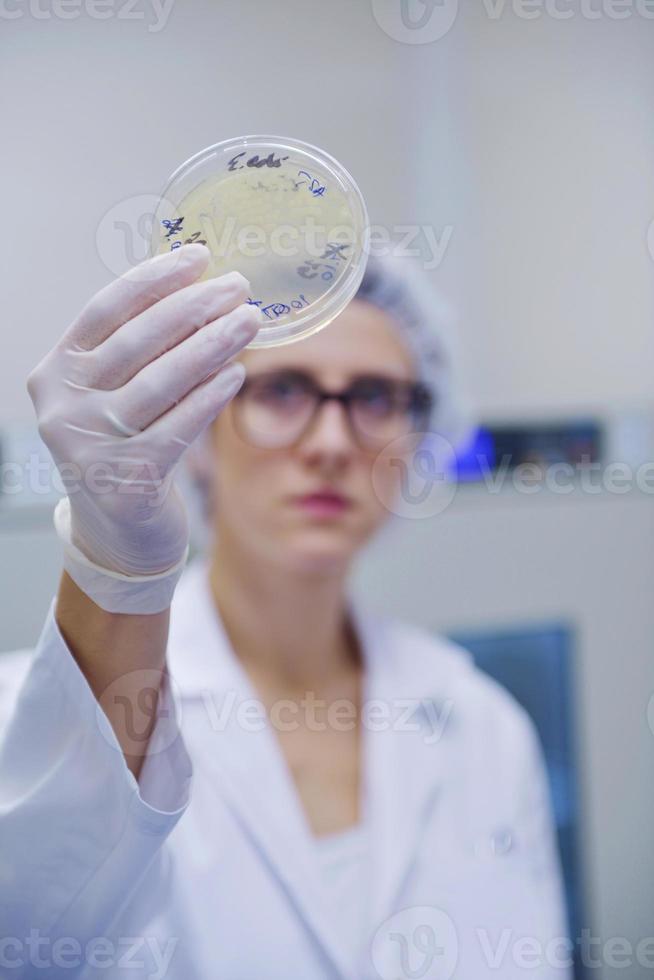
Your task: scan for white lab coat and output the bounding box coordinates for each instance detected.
[0,562,571,980]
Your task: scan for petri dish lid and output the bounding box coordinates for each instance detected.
[150,136,370,348]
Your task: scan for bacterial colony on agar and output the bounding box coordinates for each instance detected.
[150,137,369,348]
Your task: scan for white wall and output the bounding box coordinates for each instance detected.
[392,4,654,423]
[450,5,654,418]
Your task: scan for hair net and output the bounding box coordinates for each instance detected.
[353,253,474,448]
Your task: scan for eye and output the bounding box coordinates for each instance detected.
[251,374,313,412]
[351,379,396,417]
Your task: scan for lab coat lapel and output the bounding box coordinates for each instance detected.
[203,703,357,979]
[168,563,360,980]
[358,612,456,933]
[169,563,460,973]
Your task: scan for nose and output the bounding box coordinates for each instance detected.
[296,397,357,460]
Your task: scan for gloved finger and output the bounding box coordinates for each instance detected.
[66,244,211,352]
[143,359,247,466]
[106,304,261,434]
[84,271,251,390]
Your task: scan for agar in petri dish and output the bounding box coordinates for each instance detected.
[150,136,369,348]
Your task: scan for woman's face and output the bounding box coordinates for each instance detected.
[209,299,417,575]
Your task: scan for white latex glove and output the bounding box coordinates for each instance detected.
[27,244,262,612]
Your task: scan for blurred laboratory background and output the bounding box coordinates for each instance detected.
[1,2,654,977]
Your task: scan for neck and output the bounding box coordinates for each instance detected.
[208,530,361,694]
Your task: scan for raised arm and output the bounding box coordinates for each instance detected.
[0,245,261,976]
[26,244,261,775]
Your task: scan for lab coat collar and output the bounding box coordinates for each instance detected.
[167,562,470,979]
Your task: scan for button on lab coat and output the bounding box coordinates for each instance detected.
[0,562,571,979]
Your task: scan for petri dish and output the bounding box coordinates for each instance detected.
[150,136,369,348]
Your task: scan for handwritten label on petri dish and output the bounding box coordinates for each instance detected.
[296,243,350,281]
[296,170,326,197]
[227,152,290,172]
[247,293,310,320]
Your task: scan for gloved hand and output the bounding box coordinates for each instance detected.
[27,244,261,613]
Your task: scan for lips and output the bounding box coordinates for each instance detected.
[293,489,352,515]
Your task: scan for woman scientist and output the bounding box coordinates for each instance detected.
[0,244,571,980]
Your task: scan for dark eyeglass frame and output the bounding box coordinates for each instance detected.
[232,369,435,450]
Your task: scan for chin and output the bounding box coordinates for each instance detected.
[284,531,357,575]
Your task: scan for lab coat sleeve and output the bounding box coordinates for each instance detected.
[0,600,192,972]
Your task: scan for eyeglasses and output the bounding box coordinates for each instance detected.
[231,369,434,451]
